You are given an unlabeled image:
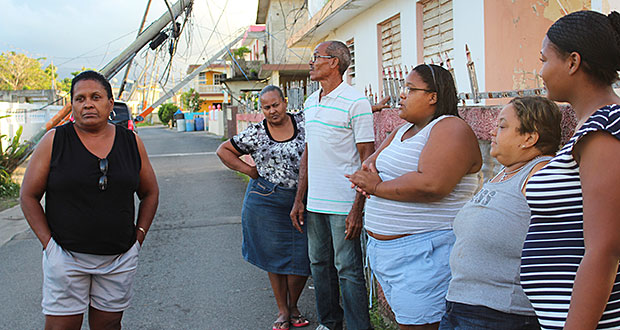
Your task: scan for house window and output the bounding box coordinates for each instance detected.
[379,14,401,70]
[198,72,207,85]
[346,38,355,85]
[213,73,224,85]
[422,0,454,64]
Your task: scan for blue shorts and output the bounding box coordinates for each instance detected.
[367,230,455,325]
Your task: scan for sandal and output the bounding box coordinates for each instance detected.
[273,320,290,330]
[290,314,310,328]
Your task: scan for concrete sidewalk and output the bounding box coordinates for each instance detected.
[0,204,29,247]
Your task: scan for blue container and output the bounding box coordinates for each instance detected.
[184,112,194,120]
[185,119,195,131]
[195,117,205,131]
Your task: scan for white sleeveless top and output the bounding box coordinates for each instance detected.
[364,115,480,235]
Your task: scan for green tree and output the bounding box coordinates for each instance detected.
[56,68,97,94]
[231,46,250,59]
[158,102,178,126]
[0,51,51,90]
[180,88,203,113]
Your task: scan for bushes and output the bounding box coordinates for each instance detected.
[0,166,19,197]
[0,125,30,198]
[0,126,30,174]
[158,103,178,126]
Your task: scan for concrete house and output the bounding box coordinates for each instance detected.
[286,0,619,103]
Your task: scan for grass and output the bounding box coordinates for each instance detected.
[235,172,250,183]
[135,121,154,127]
[0,196,19,212]
[369,297,398,330]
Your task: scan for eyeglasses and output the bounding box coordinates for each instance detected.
[400,85,434,95]
[311,54,334,62]
[98,158,108,191]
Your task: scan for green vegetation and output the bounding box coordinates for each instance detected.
[158,102,178,126]
[0,123,31,200]
[0,51,95,94]
[231,47,250,59]
[0,196,19,211]
[135,121,154,127]
[235,171,250,183]
[0,167,20,198]
[369,298,398,330]
[0,126,30,174]
[180,88,203,113]
[0,51,53,90]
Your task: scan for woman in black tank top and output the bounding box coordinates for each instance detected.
[20,71,159,329]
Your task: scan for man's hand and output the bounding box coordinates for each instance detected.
[290,199,305,233]
[344,203,364,240]
[371,96,390,113]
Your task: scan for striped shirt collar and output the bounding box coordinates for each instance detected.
[318,80,348,100]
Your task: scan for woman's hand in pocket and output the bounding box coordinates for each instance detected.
[247,166,259,180]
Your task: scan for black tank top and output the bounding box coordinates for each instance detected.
[46,123,141,255]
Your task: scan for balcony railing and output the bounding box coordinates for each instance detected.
[198,84,224,94]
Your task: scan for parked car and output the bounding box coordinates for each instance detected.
[110,101,135,131]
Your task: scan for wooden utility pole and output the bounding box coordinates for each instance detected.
[100,0,192,79]
[118,0,153,99]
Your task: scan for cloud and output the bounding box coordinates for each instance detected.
[0,0,259,79]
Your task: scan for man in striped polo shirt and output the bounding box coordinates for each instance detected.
[291,40,374,330]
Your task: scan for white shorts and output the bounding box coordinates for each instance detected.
[41,237,141,315]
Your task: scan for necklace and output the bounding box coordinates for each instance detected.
[499,164,527,181]
[493,155,546,182]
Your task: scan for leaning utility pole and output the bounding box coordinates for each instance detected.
[101,0,192,79]
[135,32,245,121]
[23,0,193,162]
[117,0,153,99]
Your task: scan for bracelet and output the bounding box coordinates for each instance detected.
[137,227,147,236]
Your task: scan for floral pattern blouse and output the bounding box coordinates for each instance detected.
[231,112,305,188]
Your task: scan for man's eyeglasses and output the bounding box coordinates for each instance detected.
[98,158,108,191]
[311,54,334,62]
[400,85,434,95]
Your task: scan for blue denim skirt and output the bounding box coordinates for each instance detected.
[241,177,310,276]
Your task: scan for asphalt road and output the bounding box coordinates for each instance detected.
[0,126,317,330]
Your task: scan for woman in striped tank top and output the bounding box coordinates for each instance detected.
[520,10,620,330]
[347,64,482,330]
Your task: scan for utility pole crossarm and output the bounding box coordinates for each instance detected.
[100,0,192,80]
[136,32,245,120]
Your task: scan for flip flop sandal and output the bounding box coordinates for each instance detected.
[273,320,290,330]
[290,315,310,328]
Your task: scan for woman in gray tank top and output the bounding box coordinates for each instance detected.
[438,96,562,330]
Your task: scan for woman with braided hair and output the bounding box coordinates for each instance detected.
[519,10,620,330]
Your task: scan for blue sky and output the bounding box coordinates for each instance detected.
[0,0,258,82]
